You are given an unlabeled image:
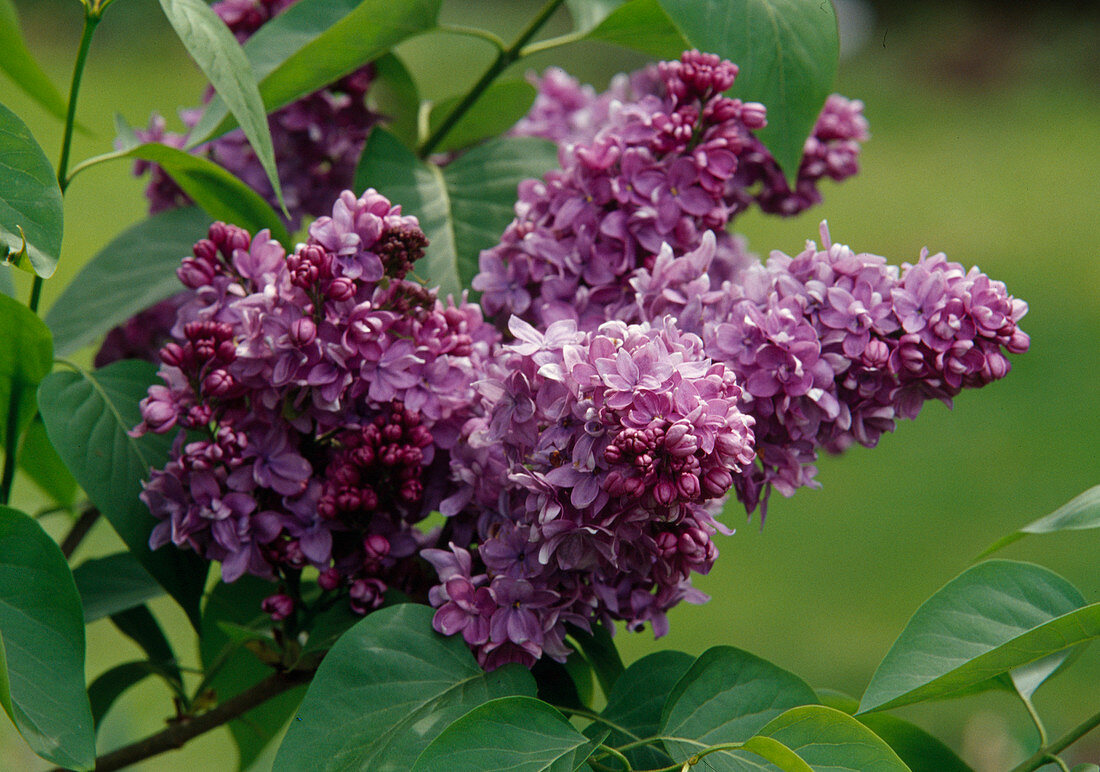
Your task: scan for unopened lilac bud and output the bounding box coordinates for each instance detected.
[178,257,215,289]
[741,101,767,129]
[318,568,342,591]
[203,369,236,396]
[653,479,677,506]
[159,342,187,368]
[676,471,701,500]
[261,593,294,621]
[702,466,734,497]
[290,317,317,346]
[363,533,390,561]
[349,578,386,613]
[327,277,356,301]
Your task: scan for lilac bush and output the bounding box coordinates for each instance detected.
[6,1,1085,769]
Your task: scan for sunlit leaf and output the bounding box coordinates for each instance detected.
[189,0,441,145]
[158,0,286,211]
[859,560,1100,713]
[980,484,1100,557]
[746,705,910,771]
[0,102,62,277]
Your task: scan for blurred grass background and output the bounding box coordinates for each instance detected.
[1,0,1097,769]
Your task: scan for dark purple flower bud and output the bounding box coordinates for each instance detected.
[326,277,356,301]
[261,593,294,621]
[318,567,342,591]
[349,577,386,614]
[289,317,317,347]
[363,533,390,562]
[202,369,236,396]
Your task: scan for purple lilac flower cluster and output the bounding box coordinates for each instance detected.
[424,316,756,668]
[629,224,1029,513]
[134,0,379,225]
[477,51,769,329]
[135,189,498,616]
[511,62,868,220]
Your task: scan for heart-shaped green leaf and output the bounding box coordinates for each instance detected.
[859,560,1100,713]
[355,129,557,298]
[660,645,818,769]
[411,696,590,772]
[274,604,535,771]
[17,414,77,506]
[0,102,62,278]
[38,360,209,631]
[746,705,909,771]
[0,506,95,770]
[158,0,286,212]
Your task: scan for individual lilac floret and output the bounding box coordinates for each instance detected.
[629,222,1029,515]
[136,189,500,619]
[431,315,755,668]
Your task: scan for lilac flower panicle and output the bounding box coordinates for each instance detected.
[137,188,500,618]
[433,315,755,668]
[628,221,1029,515]
[485,50,868,333]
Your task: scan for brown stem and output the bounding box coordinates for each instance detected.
[61,669,313,772]
[60,507,100,560]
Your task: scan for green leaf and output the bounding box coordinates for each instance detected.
[87,660,171,732]
[37,360,209,631]
[583,0,689,59]
[748,705,910,771]
[369,53,421,150]
[18,415,77,506]
[980,484,1100,557]
[274,604,536,772]
[0,293,53,451]
[817,689,971,772]
[0,101,62,278]
[596,649,693,770]
[1073,766,1100,772]
[859,560,1100,713]
[355,129,558,297]
[125,145,288,244]
[0,0,70,124]
[427,80,536,154]
[0,507,95,770]
[158,0,285,212]
[660,645,818,769]
[73,552,165,623]
[656,0,840,182]
[0,263,12,296]
[201,576,303,771]
[189,0,441,145]
[411,696,589,772]
[567,621,624,699]
[45,207,209,357]
[110,605,182,690]
[565,0,628,33]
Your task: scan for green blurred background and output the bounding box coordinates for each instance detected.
[1,0,1097,769]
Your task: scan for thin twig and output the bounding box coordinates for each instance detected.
[60,507,100,560]
[63,668,314,772]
